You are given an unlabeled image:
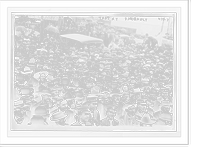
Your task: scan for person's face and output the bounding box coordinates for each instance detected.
[140,73,146,77]
[63,85,69,91]
[135,93,142,99]
[51,90,59,97]
[39,74,45,82]
[42,95,51,102]
[81,89,87,95]
[105,81,111,87]
[14,108,24,118]
[150,95,157,101]
[144,87,150,93]
[56,118,66,126]
[161,106,170,113]
[137,103,147,112]
[67,99,76,109]
[24,74,32,80]
[80,112,91,122]
[86,82,93,89]
[122,85,129,92]
[152,81,159,88]
[76,98,83,103]
[58,100,68,111]
[161,92,169,99]
[112,95,121,102]
[129,85,134,89]
[126,106,136,116]
[97,83,103,88]
[106,110,116,120]
[88,101,98,111]
[103,92,110,98]
[16,81,25,89]
[117,78,124,84]
[24,102,31,111]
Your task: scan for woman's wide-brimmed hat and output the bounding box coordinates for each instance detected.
[50,111,67,121]
[137,113,157,125]
[21,66,33,75]
[158,100,172,107]
[131,88,143,94]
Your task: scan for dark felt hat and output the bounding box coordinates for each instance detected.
[105,75,112,82]
[149,88,159,96]
[16,75,25,82]
[21,87,31,96]
[78,83,86,89]
[65,92,75,100]
[38,88,51,95]
[75,91,84,99]
[61,77,69,85]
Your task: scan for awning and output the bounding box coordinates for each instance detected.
[60,34,103,44]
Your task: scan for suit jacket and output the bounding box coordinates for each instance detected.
[100,118,119,126]
[13,87,21,101]
[119,113,139,126]
[26,77,40,95]
[108,101,124,121]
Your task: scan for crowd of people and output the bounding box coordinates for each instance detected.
[13,15,173,127]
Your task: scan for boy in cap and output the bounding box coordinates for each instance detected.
[71,106,93,126]
[100,105,119,126]
[108,88,124,120]
[119,102,139,126]
[86,95,100,126]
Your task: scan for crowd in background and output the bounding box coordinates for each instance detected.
[13,15,173,127]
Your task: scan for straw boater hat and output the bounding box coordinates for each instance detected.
[21,66,33,75]
[50,111,67,121]
[131,88,143,94]
[14,100,24,110]
[136,113,157,125]
[158,100,171,107]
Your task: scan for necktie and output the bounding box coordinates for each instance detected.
[108,120,113,126]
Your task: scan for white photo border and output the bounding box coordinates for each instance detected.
[0,1,188,144]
